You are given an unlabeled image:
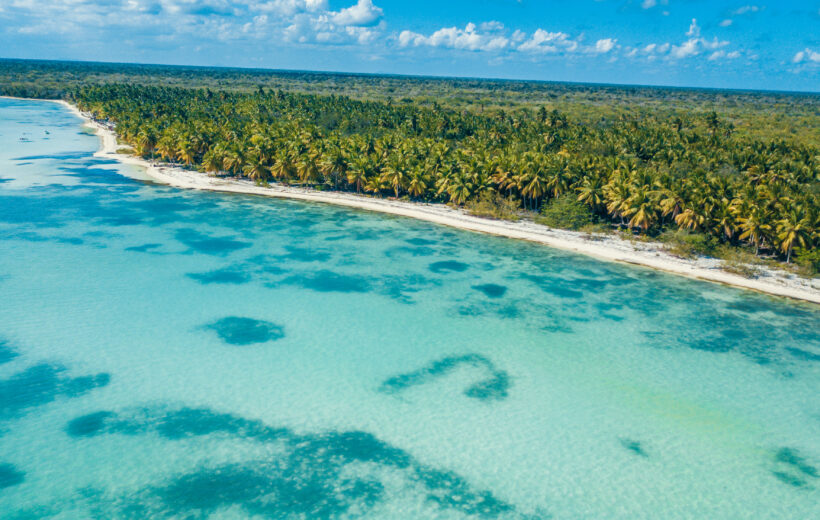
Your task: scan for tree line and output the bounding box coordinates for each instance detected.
[71,84,818,265]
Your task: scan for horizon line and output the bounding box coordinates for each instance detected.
[3,56,820,97]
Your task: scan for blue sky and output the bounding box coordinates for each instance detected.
[1,1,818,91]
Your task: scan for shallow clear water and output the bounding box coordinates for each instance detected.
[0,97,819,519]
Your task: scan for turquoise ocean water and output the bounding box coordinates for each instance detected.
[0,97,818,519]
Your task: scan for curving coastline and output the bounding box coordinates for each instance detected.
[46,98,820,304]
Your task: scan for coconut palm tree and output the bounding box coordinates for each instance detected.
[737,206,771,255]
[347,157,371,194]
[776,207,811,263]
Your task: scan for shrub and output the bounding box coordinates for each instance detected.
[716,246,762,278]
[465,192,521,221]
[795,248,820,277]
[579,222,611,240]
[536,194,594,230]
[659,229,718,258]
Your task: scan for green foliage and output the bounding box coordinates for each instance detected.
[536,195,594,230]
[716,246,762,278]
[465,192,521,221]
[659,230,719,259]
[1,58,816,270]
[795,248,820,276]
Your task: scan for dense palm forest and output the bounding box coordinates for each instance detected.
[1,59,818,270]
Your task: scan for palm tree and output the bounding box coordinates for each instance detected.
[176,139,195,166]
[577,173,606,213]
[135,130,156,157]
[202,149,223,174]
[407,167,429,199]
[674,207,707,231]
[624,187,657,231]
[444,172,474,205]
[604,176,631,225]
[321,146,347,190]
[381,160,408,198]
[347,157,370,194]
[737,206,771,255]
[156,135,176,163]
[776,208,811,262]
[243,153,270,183]
[222,149,244,176]
[296,152,319,185]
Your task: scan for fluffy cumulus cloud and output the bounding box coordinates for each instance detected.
[332,0,382,26]
[399,22,509,52]
[2,0,384,46]
[0,1,762,71]
[623,18,736,62]
[517,30,578,53]
[399,23,619,57]
[792,48,820,64]
[594,38,617,54]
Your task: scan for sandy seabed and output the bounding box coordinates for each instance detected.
[46,99,820,304]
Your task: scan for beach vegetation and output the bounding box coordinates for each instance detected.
[536,194,595,230]
[1,59,816,269]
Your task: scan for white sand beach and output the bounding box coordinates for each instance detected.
[51,99,820,304]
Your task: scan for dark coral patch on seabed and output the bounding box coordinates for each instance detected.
[0,463,25,489]
[771,447,818,487]
[429,260,470,274]
[785,347,820,362]
[62,406,535,519]
[204,317,285,345]
[281,246,331,262]
[619,438,649,458]
[380,354,511,401]
[0,363,110,420]
[472,284,508,298]
[187,268,251,285]
[125,243,163,253]
[0,340,19,365]
[174,228,251,255]
[282,270,371,293]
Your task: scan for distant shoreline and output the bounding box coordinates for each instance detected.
[7,96,817,304]
[2,57,819,96]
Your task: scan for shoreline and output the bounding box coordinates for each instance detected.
[18,97,819,304]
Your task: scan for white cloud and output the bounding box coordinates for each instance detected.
[479,21,504,32]
[720,5,761,28]
[732,5,760,16]
[641,0,668,8]
[5,0,383,46]
[398,23,621,59]
[792,48,820,63]
[708,50,740,61]
[332,0,382,27]
[517,29,578,53]
[398,24,509,52]
[594,38,616,54]
[671,38,699,58]
[252,1,328,16]
[686,18,700,38]
[2,0,752,70]
[638,20,731,61]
